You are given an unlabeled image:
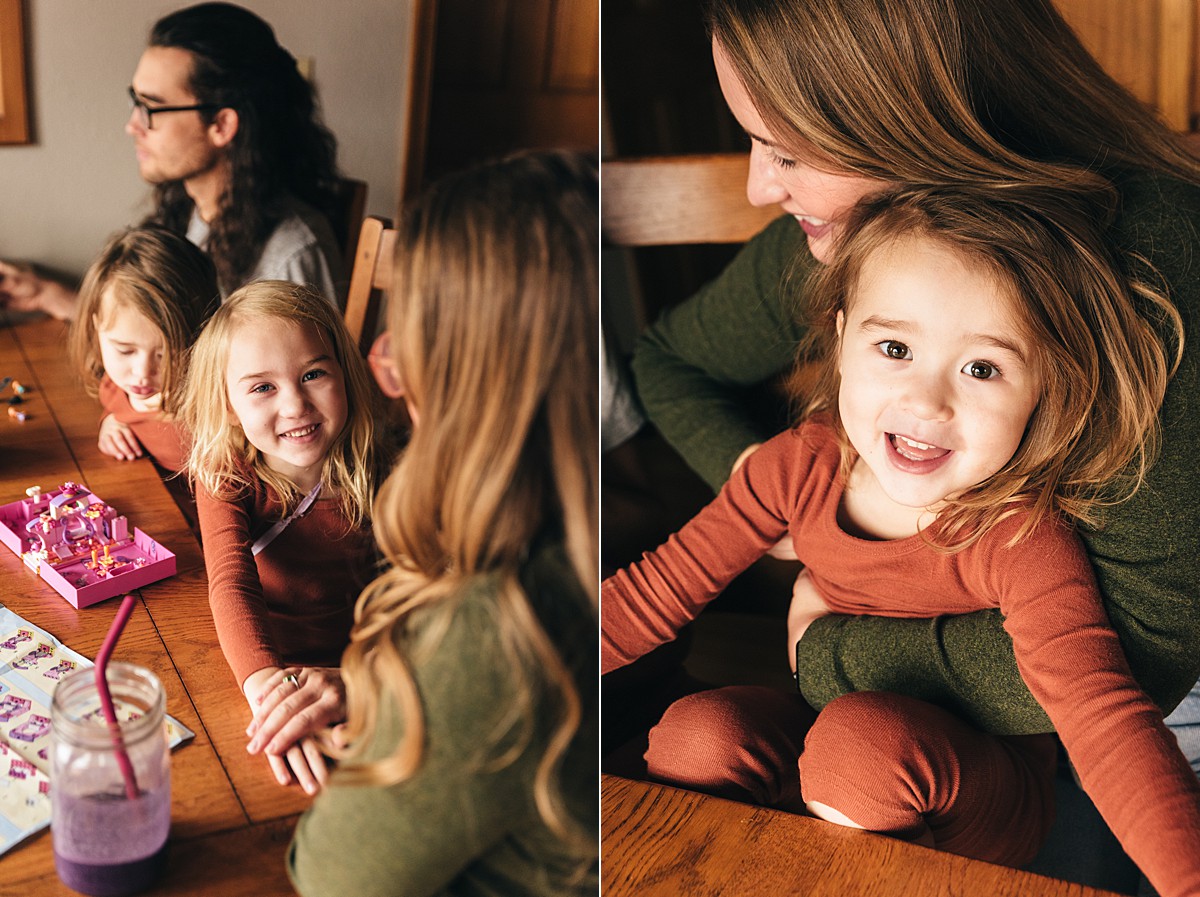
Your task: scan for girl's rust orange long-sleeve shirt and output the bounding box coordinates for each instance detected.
[603,419,1200,897]
[196,476,376,688]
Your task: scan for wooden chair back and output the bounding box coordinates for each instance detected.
[344,215,397,355]
[601,153,779,247]
[600,153,798,690]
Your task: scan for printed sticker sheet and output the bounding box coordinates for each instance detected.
[0,605,194,855]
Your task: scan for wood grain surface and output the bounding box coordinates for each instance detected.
[602,775,1123,897]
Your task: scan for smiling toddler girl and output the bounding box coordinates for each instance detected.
[603,187,1200,897]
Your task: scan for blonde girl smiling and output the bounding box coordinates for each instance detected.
[181,280,384,795]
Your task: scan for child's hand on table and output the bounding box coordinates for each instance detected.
[98,415,145,461]
[787,568,829,675]
[243,666,347,794]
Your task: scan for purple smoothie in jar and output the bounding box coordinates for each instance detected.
[53,786,169,896]
[50,663,170,897]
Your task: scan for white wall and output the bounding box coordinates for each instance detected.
[0,0,413,279]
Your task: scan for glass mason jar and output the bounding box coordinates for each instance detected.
[50,662,170,897]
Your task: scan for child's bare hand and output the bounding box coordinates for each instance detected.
[767,537,798,560]
[787,568,829,674]
[242,667,343,795]
[98,415,144,460]
[268,734,329,795]
[0,261,41,310]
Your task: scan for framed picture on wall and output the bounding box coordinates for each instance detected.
[0,0,31,145]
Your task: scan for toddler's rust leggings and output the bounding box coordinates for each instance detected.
[644,686,1057,866]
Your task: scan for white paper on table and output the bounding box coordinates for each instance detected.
[0,604,194,855]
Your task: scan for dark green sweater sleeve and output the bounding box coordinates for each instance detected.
[631,214,811,490]
[287,547,598,897]
[797,172,1200,734]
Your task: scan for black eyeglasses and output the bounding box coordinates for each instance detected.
[127,87,219,130]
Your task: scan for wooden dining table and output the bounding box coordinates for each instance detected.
[602,774,1125,896]
[0,312,308,896]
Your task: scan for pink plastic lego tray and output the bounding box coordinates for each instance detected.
[0,484,175,609]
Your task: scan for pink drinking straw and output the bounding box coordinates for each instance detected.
[94,594,140,800]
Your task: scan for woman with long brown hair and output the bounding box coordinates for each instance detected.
[285,150,598,896]
[617,0,1200,884]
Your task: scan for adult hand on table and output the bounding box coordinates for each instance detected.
[244,666,347,794]
[0,261,77,321]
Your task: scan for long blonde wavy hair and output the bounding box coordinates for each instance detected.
[180,281,381,527]
[794,187,1183,550]
[335,151,598,855]
[70,226,219,416]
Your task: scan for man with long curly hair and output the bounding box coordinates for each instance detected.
[0,2,344,319]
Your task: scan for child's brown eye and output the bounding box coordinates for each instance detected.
[880,340,911,360]
[964,361,996,379]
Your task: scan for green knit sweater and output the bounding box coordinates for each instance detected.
[631,171,1200,734]
[287,541,598,896]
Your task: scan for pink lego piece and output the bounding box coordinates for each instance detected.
[0,484,175,609]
